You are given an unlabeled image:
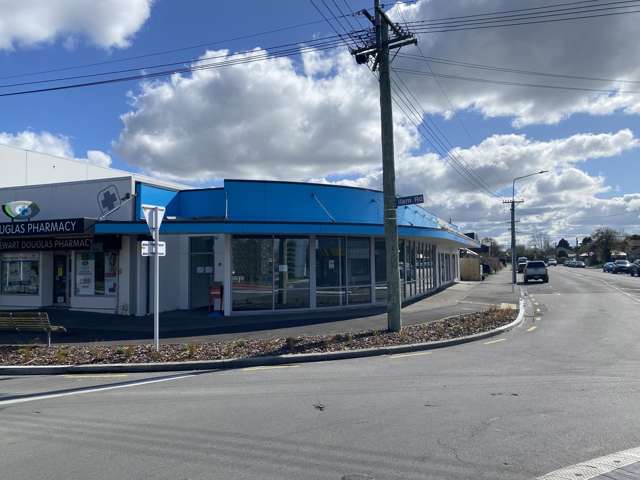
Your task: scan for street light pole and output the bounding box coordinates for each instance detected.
[506,170,549,284]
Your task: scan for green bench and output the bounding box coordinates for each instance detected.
[0,312,66,347]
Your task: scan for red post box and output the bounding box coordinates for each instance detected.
[208,283,224,313]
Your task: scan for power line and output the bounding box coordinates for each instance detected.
[392,66,640,94]
[395,7,479,146]
[389,74,500,197]
[0,35,346,90]
[403,0,638,26]
[0,14,363,83]
[310,0,358,49]
[405,6,640,34]
[391,72,499,197]
[0,39,348,97]
[397,53,640,85]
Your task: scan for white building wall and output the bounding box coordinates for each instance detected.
[0,143,188,190]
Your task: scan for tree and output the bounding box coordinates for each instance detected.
[592,227,621,263]
[557,238,571,250]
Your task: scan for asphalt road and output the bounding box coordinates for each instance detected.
[1,266,640,479]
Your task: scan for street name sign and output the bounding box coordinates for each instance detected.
[396,194,424,207]
[141,240,166,257]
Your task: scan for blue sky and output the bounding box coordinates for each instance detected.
[0,0,638,243]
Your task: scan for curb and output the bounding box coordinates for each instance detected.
[0,298,525,375]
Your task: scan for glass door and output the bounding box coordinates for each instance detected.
[53,253,69,305]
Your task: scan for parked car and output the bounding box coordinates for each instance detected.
[565,260,576,267]
[603,262,615,273]
[630,260,640,277]
[517,261,527,273]
[575,260,586,268]
[524,260,549,283]
[547,258,557,266]
[612,259,632,274]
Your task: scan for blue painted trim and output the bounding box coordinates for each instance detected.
[95,221,479,247]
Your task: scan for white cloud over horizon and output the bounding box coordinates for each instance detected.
[0,130,112,168]
[110,36,640,244]
[0,0,152,50]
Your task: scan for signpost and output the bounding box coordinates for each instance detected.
[396,194,424,207]
[141,204,166,351]
[141,240,166,257]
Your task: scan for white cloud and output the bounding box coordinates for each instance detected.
[85,150,112,168]
[114,48,418,182]
[110,16,640,244]
[0,0,152,49]
[0,130,111,168]
[389,0,640,126]
[0,130,73,157]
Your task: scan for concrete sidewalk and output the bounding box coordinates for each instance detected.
[1,269,517,345]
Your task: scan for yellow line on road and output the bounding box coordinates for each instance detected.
[242,365,300,371]
[484,338,506,345]
[63,374,129,379]
[527,326,537,332]
[389,351,433,359]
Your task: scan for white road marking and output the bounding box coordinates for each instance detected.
[0,373,198,407]
[534,317,542,322]
[484,338,506,345]
[536,308,541,313]
[536,445,640,479]
[242,365,300,371]
[527,326,537,332]
[389,351,433,359]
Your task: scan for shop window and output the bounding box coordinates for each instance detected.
[374,238,386,303]
[0,253,39,295]
[346,237,371,304]
[232,238,274,311]
[316,237,346,307]
[75,252,118,296]
[274,238,309,309]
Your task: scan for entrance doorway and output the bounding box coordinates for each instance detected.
[53,253,69,305]
[189,237,216,309]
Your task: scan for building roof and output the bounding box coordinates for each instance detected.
[95,179,480,248]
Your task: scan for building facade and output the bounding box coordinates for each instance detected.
[0,148,478,317]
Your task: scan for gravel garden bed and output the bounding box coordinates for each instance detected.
[0,307,516,366]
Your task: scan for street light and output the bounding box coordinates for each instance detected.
[509,170,549,284]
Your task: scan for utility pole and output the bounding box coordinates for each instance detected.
[351,1,416,332]
[506,170,548,284]
[504,199,523,284]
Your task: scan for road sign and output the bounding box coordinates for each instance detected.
[140,204,166,352]
[141,204,166,233]
[396,194,424,207]
[141,240,166,257]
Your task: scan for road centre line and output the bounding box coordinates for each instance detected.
[484,338,506,345]
[527,326,537,332]
[389,351,433,359]
[0,372,200,407]
[536,445,640,479]
[564,269,640,305]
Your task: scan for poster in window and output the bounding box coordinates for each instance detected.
[76,253,95,295]
[104,252,118,296]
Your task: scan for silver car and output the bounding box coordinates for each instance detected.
[524,260,549,283]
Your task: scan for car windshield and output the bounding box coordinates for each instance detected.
[527,261,546,267]
[615,260,628,264]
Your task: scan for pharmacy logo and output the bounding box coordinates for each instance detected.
[2,200,40,220]
[97,185,120,216]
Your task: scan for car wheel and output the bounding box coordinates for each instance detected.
[544,276,549,283]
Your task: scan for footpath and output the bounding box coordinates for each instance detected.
[1,269,517,346]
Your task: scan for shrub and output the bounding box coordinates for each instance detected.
[285,337,297,351]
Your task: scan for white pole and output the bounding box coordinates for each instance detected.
[153,207,160,351]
